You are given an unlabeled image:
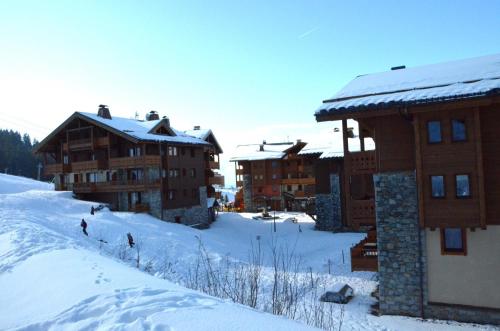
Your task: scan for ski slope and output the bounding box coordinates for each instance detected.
[0,174,496,331]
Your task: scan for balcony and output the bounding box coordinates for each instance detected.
[71,159,107,173]
[43,163,71,175]
[349,151,377,175]
[208,160,220,169]
[109,155,161,169]
[280,177,315,185]
[351,199,376,230]
[208,175,225,186]
[236,168,244,175]
[73,179,161,193]
[63,136,110,151]
[236,180,243,187]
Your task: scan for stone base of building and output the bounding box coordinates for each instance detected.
[162,205,209,226]
[315,174,342,231]
[424,303,500,326]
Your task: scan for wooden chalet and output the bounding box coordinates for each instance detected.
[315,54,500,324]
[35,105,223,227]
[231,140,318,212]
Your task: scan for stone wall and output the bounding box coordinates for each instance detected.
[374,171,423,317]
[243,174,253,212]
[162,186,209,226]
[143,189,161,219]
[315,174,342,231]
[424,303,500,325]
[117,191,128,211]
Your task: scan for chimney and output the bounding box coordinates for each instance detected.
[194,125,201,130]
[259,144,264,152]
[296,139,302,144]
[263,140,267,145]
[97,105,111,119]
[146,110,160,121]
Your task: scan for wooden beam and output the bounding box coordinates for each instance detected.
[474,108,487,229]
[413,114,425,228]
[342,119,352,227]
[359,122,365,151]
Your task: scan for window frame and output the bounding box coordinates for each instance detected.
[430,175,446,199]
[454,173,472,199]
[440,228,467,256]
[427,120,443,144]
[451,118,467,142]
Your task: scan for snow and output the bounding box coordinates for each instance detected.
[0,174,496,331]
[78,112,211,145]
[230,142,294,161]
[0,173,53,194]
[317,53,500,114]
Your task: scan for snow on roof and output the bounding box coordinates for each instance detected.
[229,143,293,162]
[184,128,211,140]
[316,53,500,115]
[79,112,210,145]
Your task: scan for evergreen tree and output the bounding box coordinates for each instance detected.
[0,129,42,179]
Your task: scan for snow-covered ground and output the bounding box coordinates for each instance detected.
[0,174,496,331]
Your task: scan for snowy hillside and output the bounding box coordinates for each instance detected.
[0,174,496,331]
[0,173,53,194]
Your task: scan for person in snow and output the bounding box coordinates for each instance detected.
[127,232,135,248]
[81,219,88,236]
[90,206,95,215]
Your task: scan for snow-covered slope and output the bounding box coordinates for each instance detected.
[0,174,495,330]
[0,173,53,194]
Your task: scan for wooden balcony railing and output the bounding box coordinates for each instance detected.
[208,161,220,169]
[236,180,243,187]
[68,138,92,150]
[350,237,378,272]
[94,136,109,148]
[236,169,244,175]
[208,175,225,186]
[280,177,315,185]
[109,155,161,169]
[71,159,107,173]
[73,179,161,193]
[351,199,376,229]
[349,150,377,175]
[43,163,71,175]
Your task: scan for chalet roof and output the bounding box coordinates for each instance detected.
[230,142,294,162]
[298,142,343,159]
[78,112,211,145]
[316,53,500,118]
[184,128,223,154]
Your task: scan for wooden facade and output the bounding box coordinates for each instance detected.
[36,108,223,220]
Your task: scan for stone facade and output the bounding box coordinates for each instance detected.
[424,303,500,325]
[162,186,209,226]
[143,189,161,219]
[243,174,253,212]
[374,171,423,317]
[315,174,342,231]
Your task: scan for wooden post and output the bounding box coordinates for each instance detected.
[414,115,425,228]
[474,108,486,229]
[342,119,352,227]
[359,122,365,152]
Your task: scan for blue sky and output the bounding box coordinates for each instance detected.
[1,0,499,185]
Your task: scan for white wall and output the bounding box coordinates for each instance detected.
[426,226,500,309]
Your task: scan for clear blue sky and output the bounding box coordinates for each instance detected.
[1,0,499,185]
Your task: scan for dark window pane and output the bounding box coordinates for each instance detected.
[456,175,470,197]
[428,121,442,143]
[431,176,445,197]
[452,119,467,141]
[444,228,463,251]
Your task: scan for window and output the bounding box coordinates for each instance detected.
[63,154,69,165]
[431,175,445,198]
[169,168,180,178]
[254,175,259,180]
[168,190,176,200]
[287,185,292,191]
[455,174,471,198]
[190,168,196,178]
[452,119,467,141]
[162,169,167,178]
[427,121,442,143]
[272,161,278,168]
[259,175,264,180]
[168,146,177,156]
[441,228,466,255]
[182,168,187,177]
[128,147,141,157]
[272,174,277,180]
[298,184,303,191]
